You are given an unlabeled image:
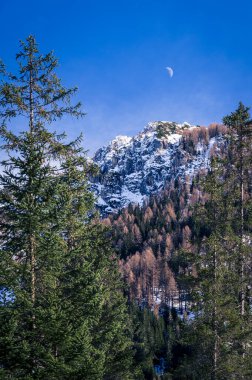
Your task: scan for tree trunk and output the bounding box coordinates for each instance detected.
[239,124,245,317]
[29,51,36,329]
[30,234,36,329]
[213,241,218,380]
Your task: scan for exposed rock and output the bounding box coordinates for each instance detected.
[90,121,224,214]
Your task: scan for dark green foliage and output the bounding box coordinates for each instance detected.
[156,122,178,138]
[173,103,252,379]
[129,303,185,380]
[0,36,132,379]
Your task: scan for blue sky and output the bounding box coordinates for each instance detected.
[1,0,252,154]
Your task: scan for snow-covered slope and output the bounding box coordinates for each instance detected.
[90,121,223,214]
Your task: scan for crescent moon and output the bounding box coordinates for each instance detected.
[166,67,173,77]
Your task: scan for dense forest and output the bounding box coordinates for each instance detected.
[0,37,251,379]
[106,104,252,379]
[104,124,227,306]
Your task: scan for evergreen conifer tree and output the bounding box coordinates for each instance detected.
[0,36,132,379]
[175,103,252,379]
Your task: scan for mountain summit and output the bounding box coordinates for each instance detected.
[91,121,225,214]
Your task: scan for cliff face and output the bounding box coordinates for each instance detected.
[91,121,225,214]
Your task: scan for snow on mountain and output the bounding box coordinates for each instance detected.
[90,121,224,214]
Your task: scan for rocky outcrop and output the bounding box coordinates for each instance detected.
[90,121,224,214]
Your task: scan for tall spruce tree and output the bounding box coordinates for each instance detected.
[222,102,252,376]
[171,160,234,379]
[0,36,132,379]
[174,103,252,379]
[223,102,252,319]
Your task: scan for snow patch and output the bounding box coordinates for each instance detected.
[90,121,224,214]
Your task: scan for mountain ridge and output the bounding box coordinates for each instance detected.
[90,121,226,214]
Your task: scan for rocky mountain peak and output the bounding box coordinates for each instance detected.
[90,121,225,215]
